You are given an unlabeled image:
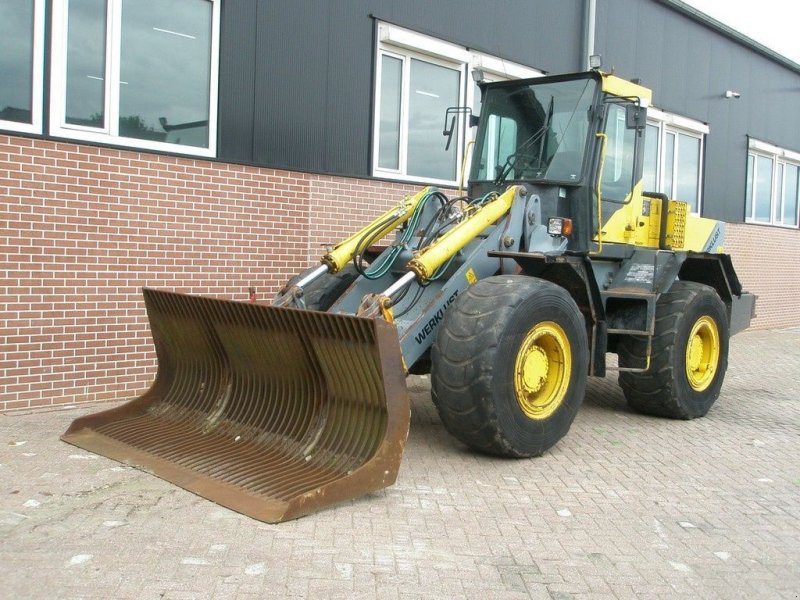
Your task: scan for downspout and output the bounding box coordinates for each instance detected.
[582,0,597,70]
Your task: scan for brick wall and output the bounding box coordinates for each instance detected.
[724,223,800,330]
[307,175,419,262]
[2,135,798,412]
[1,136,313,412]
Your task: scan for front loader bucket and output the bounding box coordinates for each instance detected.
[62,289,410,523]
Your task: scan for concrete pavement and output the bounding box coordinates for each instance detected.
[1,328,798,599]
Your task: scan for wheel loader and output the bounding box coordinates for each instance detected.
[63,71,756,523]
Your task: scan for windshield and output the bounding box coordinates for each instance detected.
[472,77,598,183]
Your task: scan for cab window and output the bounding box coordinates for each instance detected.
[601,104,636,202]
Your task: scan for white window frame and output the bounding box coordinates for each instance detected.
[374,47,467,186]
[49,0,220,157]
[0,0,45,134]
[645,107,708,215]
[776,162,800,227]
[373,22,542,185]
[746,138,800,228]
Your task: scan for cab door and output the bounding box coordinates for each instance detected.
[595,101,659,248]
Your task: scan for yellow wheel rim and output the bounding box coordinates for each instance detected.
[685,315,720,392]
[514,321,572,420]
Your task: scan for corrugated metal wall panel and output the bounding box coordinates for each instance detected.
[322,1,375,176]
[216,0,584,177]
[370,0,582,72]
[251,0,329,171]
[217,1,257,163]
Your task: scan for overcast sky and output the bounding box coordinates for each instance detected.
[683,0,800,64]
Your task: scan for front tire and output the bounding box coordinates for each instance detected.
[618,281,729,419]
[431,275,589,457]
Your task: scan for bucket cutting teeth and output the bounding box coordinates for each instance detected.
[62,288,410,523]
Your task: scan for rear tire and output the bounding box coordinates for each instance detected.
[618,281,729,419]
[431,275,589,457]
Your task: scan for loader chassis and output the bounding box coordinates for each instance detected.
[63,71,755,522]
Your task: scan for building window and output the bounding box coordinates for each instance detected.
[50,0,220,156]
[642,108,707,214]
[0,0,44,134]
[373,22,541,185]
[377,51,461,180]
[746,139,800,227]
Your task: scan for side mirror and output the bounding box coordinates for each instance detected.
[626,104,646,130]
[443,114,457,151]
[442,106,473,151]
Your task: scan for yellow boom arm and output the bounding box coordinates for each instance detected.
[408,186,520,281]
[321,187,433,272]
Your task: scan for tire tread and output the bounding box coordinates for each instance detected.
[431,275,588,457]
[618,281,729,419]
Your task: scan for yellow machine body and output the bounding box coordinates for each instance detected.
[596,73,724,254]
[600,193,724,252]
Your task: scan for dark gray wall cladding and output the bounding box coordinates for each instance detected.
[251,0,331,172]
[595,0,800,223]
[217,1,258,164]
[216,0,584,178]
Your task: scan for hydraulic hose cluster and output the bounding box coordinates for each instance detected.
[353,189,446,280]
[354,189,499,283]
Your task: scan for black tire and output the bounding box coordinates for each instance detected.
[430,275,589,457]
[618,281,729,419]
[281,265,360,311]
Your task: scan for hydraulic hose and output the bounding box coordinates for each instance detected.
[321,187,434,273]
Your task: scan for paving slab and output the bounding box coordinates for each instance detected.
[1,328,798,599]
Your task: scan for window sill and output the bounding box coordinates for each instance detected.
[744,219,799,230]
[372,169,461,188]
[49,127,216,158]
[0,121,42,135]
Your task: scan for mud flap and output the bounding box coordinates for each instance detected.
[62,289,410,523]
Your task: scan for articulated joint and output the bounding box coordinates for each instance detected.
[356,293,395,322]
[272,286,304,308]
[407,185,523,281]
[272,264,328,308]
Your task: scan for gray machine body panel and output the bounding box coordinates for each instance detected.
[283,186,753,373]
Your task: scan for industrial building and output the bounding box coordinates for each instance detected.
[2,0,799,411]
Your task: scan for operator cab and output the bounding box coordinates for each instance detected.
[468,71,651,253]
[471,73,598,186]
